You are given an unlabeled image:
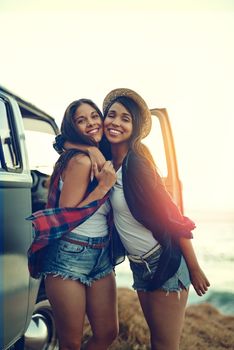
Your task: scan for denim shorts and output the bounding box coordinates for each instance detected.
[128,245,191,293]
[41,232,113,286]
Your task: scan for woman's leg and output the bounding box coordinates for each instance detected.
[85,272,118,350]
[45,275,86,350]
[137,289,188,350]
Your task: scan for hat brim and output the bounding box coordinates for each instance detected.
[103,88,152,138]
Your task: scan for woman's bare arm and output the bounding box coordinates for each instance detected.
[59,154,116,208]
[179,237,210,296]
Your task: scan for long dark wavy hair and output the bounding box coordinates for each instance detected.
[49,98,108,195]
[61,98,102,145]
[103,96,156,168]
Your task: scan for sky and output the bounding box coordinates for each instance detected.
[0,0,234,212]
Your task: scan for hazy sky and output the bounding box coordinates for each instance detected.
[1,0,234,212]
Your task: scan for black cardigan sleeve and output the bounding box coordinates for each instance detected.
[122,151,195,245]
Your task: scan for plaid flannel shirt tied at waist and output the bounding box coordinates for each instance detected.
[26,169,109,279]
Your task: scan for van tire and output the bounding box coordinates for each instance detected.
[23,292,59,350]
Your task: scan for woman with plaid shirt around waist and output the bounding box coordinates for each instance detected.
[28,99,118,350]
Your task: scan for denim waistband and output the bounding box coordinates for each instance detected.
[128,243,161,263]
[61,232,110,248]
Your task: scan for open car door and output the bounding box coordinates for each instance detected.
[143,108,184,214]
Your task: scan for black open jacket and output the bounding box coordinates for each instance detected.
[113,150,194,291]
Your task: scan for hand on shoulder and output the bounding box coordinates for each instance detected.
[93,161,117,194]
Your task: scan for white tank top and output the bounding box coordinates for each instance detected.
[59,179,110,237]
[109,167,160,255]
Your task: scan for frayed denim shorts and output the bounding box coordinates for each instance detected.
[41,232,113,286]
[128,245,191,293]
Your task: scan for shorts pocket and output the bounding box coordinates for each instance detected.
[56,240,86,263]
[147,247,163,267]
[143,248,163,280]
[130,247,163,281]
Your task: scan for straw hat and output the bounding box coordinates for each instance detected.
[103,88,152,138]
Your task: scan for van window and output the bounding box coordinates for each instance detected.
[0,99,20,171]
[23,118,58,175]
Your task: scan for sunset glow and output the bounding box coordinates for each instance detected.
[0,0,233,211]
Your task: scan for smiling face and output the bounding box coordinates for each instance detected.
[74,103,103,142]
[104,102,133,145]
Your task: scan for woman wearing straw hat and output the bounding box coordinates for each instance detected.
[55,89,210,350]
[101,88,210,349]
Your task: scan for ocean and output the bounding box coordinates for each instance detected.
[115,210,234,316]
